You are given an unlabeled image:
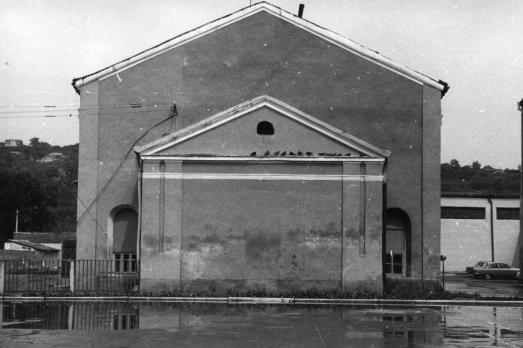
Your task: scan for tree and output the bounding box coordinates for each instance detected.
[0,142,78,244]
[472,161,481,171]
[450,159,460,168]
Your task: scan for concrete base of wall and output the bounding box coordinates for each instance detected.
[140,277,385,296]
[140,279,181,294]
[384,277,442,296]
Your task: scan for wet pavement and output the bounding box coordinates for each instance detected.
[444,273,523,298]
[0,301,522,347]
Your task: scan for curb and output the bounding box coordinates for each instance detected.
[1,296,523,307]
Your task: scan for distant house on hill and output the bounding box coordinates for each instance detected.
[39,152,66,163]
[4,139,23,147]
[482,166,503,174]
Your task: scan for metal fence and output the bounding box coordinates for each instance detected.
[1,259,140,294]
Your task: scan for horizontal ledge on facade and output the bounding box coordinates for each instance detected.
[140,156,385,162]
[142,173,384,182]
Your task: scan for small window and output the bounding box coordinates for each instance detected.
[384,253,403,274]
[497,207,519,220]
[441,206,485,219]
[257,121,274,135]
[114,252,137,273]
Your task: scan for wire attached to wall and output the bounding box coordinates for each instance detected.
[76,105,177,225]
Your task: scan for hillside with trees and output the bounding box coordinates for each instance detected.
[0,138,78,244]
[441,159,520,195]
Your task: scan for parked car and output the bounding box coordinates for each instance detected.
[465,261,489,274]
[472,262,520,280]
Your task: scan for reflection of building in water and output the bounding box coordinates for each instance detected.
[0,302,139,330]
[381,312,442,346]
[71,303,139,330]
[1,302,69,330]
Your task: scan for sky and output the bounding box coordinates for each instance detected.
[1,0,522,168]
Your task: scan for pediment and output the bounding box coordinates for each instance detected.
[135,96,390,159]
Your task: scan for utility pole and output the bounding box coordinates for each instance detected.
[15,209,19,233]
[518,99,523,284]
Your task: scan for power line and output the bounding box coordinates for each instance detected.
[0,107,173,119]
[469,113,516,159]
[0,101,172,114]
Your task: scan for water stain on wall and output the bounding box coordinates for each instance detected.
[244,230,282,261]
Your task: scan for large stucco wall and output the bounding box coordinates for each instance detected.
[492,199,520,267]
[76,10,442,283]
[440,197,491,272]
[140,159,383,293]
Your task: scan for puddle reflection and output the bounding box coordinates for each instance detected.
[0,302,522,347]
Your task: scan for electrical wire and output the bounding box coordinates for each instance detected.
[0,107,173,119]
[0,101,174,114]
[77,195,106,233]
[76,110,176,224]
[468,113,516,160]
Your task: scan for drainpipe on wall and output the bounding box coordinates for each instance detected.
[381,159,388,292]
[137,157,143,261]
[488,198,494,262]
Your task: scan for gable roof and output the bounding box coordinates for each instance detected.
[135,95,390,158]
[7,240,60,252]
[72,2,446,94]
[13,232,76,243]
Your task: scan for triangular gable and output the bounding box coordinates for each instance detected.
[72,2,445,93]
[135,95,390,158]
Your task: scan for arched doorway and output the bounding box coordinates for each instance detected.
[384,208,411,276]
[110,207,138,272]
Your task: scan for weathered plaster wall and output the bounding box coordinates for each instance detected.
[76,82,99,259]
[421,85,442,280]
[140,159,383,293]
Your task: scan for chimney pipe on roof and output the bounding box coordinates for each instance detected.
[298,4,305,18]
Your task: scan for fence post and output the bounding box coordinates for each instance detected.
[0,261,4,294]
[69,261,75,293]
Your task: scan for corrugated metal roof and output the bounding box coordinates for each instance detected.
[7,240,60,252]
[12,232,76,243]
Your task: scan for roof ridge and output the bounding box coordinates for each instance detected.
[72,2,446,94]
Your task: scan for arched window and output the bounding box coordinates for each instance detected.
[384,208,411,276]
[257,121,274,135]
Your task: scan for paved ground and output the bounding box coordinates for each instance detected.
[444,273,523,298]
